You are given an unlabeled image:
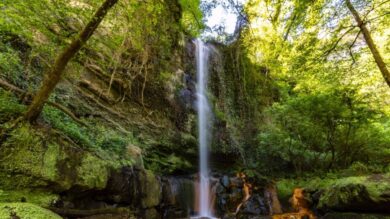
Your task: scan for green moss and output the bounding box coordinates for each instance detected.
[140,170,161,208]
[276,179,296,202]
[0,40,25,85]
[0,119,138,191]
[276,174,390,205]
[327,175,390,202]
[42,106,93,148]
[214,108,227,121]
[76,153,109,189]
[0,123,118,191]
[323,213,390,219]
[318,184,369,209]
[0,190,58,207]
[145,153,193,174]
[0,124,58,188]
[43,143,61,181]
[0,203,62,219]
[179,133,197,148]
[0,90,26,123]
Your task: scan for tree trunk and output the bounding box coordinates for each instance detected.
[24,0,119,122]
[345,0,390,87]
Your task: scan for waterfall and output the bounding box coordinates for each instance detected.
[194,39,214,218]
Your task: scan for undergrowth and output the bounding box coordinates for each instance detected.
[0,89,140,157]
[0,90,25,123]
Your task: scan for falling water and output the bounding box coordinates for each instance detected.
[195,39,214,218]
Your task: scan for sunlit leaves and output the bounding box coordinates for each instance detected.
[179,0,204,36]
[238,0,390,173]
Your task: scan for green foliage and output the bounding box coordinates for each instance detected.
[42,105,141,156]
[230,0,390,177]
[42,106,93,147]
[145,153,192,174]
[95,125,139,155]
[0,0,203,106]
[0,89,139,161]
[254,88,389,175]
[0,90,25,123]
[76,153,110,190]
[210,41,277,157]
[179,0,204,36]
[0,121,132,191]
[0,40,24,84]
[2,123,41,150]
[0,123,61,188]
[0,0,206,180]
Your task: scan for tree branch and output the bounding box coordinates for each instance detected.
[349,30,361,65]
[346,0,390,87]
[323,26,356,57]
[366,12,390,23]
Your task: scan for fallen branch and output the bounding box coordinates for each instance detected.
[104,117,132,135]
[0,79,25,94]
[48,207,131,217]
[79,79,114,104]
[46,102,88,127]
[0,78,88,127]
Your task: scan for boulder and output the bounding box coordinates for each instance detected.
[0,203,62,219]
[317,179,390,213]
[142,208,159,219]
[236,194,269,218]
[76,168,161,209]
[75,153,110,190]
[322,212,390,219]
[0,124,136,192]
[161,176,194,209]
[139,170,161,208]
[0,189,58,207]
[215,176,244,215]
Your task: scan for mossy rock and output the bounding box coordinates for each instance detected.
[0,124,114,191]
[0,203,62,219]
[75,153,109,190]
[0,190,58,207]
[139,170,161,208]
[142,208,159,219]
[0,125,60,188]
[317,184,373,211]
[322,212,390,219]
[276,174,390,213]
[315,175,390,212]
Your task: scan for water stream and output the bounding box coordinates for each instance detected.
[194,39,214,218]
